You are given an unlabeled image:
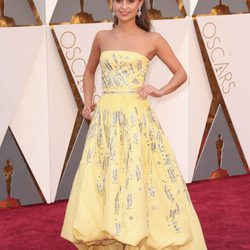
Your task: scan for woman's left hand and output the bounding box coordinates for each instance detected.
[137,84,164,99]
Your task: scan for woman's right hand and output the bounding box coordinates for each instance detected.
[81,103,96,120]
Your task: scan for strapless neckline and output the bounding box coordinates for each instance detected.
[100,50,150,62]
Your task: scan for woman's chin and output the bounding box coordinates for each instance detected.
[116,15,136,22]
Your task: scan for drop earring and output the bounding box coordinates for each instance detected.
[137,6,142,18]
[112,9,115,17]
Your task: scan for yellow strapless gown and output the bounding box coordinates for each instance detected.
[60,51,207,250]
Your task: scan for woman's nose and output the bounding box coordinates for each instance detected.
[121,0,128,9]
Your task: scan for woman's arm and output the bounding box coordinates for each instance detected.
[154,33,187,96]
[138,32,187,99]
[83,31,102,107]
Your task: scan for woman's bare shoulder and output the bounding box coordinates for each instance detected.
[95,29,112,40]
[146,31,166,42]
[145,31,170,52]
[92,30,112,49]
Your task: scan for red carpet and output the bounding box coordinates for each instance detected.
[0,174,250,250]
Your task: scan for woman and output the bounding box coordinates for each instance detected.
[61,0,207,249]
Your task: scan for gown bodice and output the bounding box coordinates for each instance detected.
[100,50,150,92]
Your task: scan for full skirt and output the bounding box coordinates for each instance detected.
[61,93,207,250]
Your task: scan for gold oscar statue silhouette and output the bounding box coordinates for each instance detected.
[148,0,162,19]
[71,0,94,24]
[0,0,15,27]
[107,0,112,10]
[210,134,229,179]
[0,160,21,208]
[247,0,250,12]
[210,0,230,15]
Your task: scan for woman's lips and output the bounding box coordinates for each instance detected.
[119,12,130,16]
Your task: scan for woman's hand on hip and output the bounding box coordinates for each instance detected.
[137,84,164,99]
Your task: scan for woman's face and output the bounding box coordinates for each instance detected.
[112,0,143,22]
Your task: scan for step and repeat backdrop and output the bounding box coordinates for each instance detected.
[0,0,249,207]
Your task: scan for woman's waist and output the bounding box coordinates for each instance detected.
[102,89,139,94]
[101,85,142,94]
[95,98,149,115]
[98,90,149,107]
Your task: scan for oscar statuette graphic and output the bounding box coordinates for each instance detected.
[210,134,229,179]
[71,0,94,24]
[247,0,250,12]
[210,0,230,15]
[0,0,15,27]
[107,0,112,11]
[147,0,162,19]
[0,160,21,208]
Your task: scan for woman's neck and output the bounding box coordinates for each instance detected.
[115,19,140,34]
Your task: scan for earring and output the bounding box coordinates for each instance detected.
[112,9,115,17]
[137,6,142,18]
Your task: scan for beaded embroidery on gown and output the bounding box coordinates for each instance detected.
[60,50,207,250]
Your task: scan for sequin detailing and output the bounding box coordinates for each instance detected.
[88,51,193,237]
[102,90,138,94]
[61,51,207,250]
[100,50,149,92]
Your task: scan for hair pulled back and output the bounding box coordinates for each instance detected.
[112,1,151,32]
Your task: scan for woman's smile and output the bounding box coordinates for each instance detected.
[119,11,130,16]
